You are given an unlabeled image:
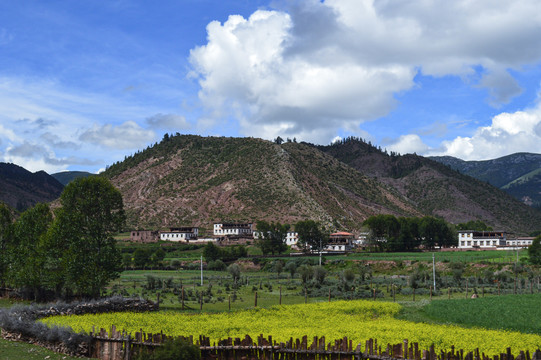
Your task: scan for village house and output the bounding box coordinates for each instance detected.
[457,230,507,249]
[326,231,355,252]
[130,230,159,243]
[506,236,535,249]
[286,231,299,247]
[160,227,199,242]
[213,222,253,237]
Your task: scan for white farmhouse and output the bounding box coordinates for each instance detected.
[286,231,299,247]
[326,232,354,252]
[506,237,535,249]
[160,227,199,242]
[213,223,253,237]
[457,230,506,249]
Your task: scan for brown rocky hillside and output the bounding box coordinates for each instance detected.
[319,138,541,234]
[104,135,420,233]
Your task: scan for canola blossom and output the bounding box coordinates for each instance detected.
[41,300,541,356]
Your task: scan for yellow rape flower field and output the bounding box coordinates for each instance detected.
[41,300,541,356]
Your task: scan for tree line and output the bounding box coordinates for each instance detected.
[363,214,457,251]
[252,216,461,255]
[0,177,125,301]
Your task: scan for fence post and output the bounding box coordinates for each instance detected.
[124,335,131,360]
[255,291,257,308]
[181,286,185,310]
[157,293,160,310]
[448,287,450,299]
[228,295,231,311]
[200,292,203,311]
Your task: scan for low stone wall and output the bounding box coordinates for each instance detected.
[0,296,158,357]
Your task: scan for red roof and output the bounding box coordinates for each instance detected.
[330,232,353,236]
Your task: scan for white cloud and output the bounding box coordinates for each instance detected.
[79,121,155,150]
[432,103,541,160]
[3,141,98,174]
[190,0,541,144]
[387,134,430,155]
[146,113,190,130]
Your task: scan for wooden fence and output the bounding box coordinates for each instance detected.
[90,327,541,360]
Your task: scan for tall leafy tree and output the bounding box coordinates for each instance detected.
[528,235,541,265]
[295,220,328,252]
[364,214,400,251]
[256,220,290,255]
[54,176,125,298]
[8,203,53,300]
[420,216,456,249]
[0,203,13,287]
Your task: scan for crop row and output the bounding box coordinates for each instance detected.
[41,300,541,356]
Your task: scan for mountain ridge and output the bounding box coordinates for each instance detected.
[430,153,541,208]
[0,162,64,212]
[102,135,541,235]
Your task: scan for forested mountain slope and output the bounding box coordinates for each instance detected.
[0,162,64,212]
[319,139,541,234]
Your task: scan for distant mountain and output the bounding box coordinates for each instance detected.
[51,171,93,186]
[430,153,541,208]
[319,139,541,234]
[102,135,541,235]
[0,162,64,212]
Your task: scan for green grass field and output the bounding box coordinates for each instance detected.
[419,293,541,334]
[0,338,89,360]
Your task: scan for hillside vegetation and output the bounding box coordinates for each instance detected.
[431,153,541,209]
[319,138,541,234]
[0,162,63,212]
[104,135,418,231]
[103,135,541,234]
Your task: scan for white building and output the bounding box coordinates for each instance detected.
[506,237,535,248]
[326,232,354,252]
[213,223,253,237]
[458,230,506,249]
[286,231,299,247]
[160,227,199,242]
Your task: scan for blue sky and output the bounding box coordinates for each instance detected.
[1,0,541,174]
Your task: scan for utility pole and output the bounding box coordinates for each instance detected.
[432,253,436,292]
[201,255,203,286]
[319,238,322,266]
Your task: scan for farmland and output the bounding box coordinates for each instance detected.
[4,246,541,359]
[41,299,541,356]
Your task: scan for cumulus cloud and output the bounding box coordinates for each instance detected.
[79,121,155,150]
[189,0,541,144]
[146,113,190,130]
[387,134,430,155]
[431,103,541,160]
[477,69,523,106]
[40,132,79,149]
[3,141,98,173]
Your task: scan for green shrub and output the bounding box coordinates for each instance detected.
[136,337,200,360]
